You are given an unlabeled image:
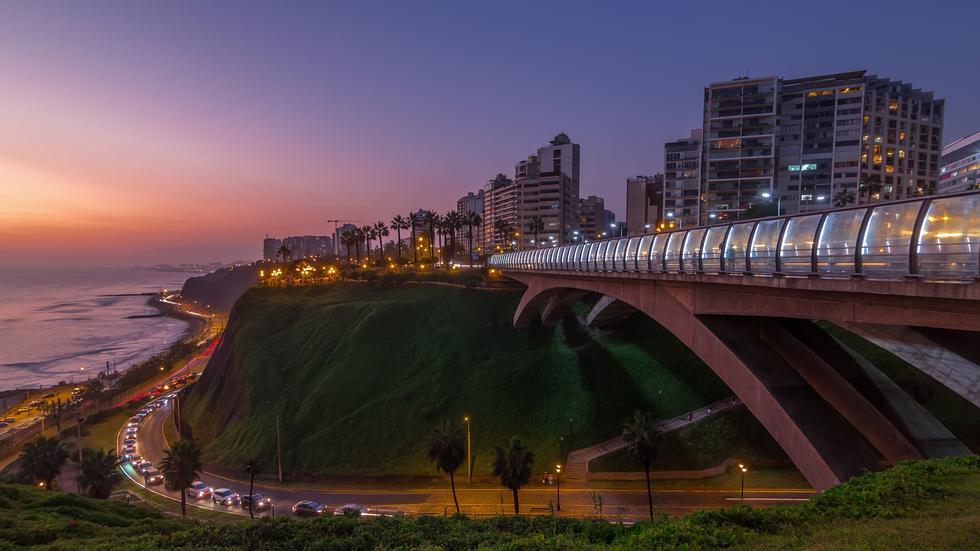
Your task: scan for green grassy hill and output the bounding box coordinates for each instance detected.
[182,282,741,477]
[1,457,978,550]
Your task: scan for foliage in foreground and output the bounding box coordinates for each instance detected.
[0,457,977,550]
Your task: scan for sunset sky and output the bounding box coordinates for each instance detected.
[1,1,978,266]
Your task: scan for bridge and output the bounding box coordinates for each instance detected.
[490,191,980,490]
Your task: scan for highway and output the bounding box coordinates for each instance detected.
[121,400,815,520]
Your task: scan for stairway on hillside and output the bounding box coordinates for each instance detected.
[563,397,742,481]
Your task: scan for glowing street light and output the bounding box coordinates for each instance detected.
[464,416,472,484]
[555,464,562,512]
[738,463,748,501]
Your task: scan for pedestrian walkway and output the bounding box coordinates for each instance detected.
[564,397,743,481]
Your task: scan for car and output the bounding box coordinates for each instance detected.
[292,500,327,517]
[125,428,138,436]
[143,468,164,485]
[334,503,368,516]
[2,418,14,424]
[135,460,153,473]
[242,493,272,511]
[123,445,136,455]
[186,481,213,500]
[212,488,240,506]
[124,452,142,462]
[123,438,136,446]
[0,420,9,428]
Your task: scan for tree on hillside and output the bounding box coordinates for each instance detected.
[243,458,261,519]
[277,244,291,264]
[77,447,121,498]
[408,211,423,264]
[528,216,545,248]
[373,221,389,264]
[427,419,466,514]
[465,212,482,261]
[19,435,70,491]
[160,439,203,518]
[833,189,856,208]
[390,215,410,262]
[491,438,533,515]
[622,410,659,520]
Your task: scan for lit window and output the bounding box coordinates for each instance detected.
[898,150,906,159]
[888,100,899,111]
[899,131,906,140]
[838,86,862,94]
[873,155,883,164]
[885,166,895,173]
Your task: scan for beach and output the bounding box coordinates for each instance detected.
[0,267,195,391]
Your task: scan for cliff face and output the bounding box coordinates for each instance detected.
[182,282,729,477]
[180,263,260,312]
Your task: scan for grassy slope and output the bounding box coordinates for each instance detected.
[0,457,977,550]
[182,283,732,476]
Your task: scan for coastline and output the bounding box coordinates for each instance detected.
[2,293,206,396]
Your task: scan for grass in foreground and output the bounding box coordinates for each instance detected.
[0,457,976,550]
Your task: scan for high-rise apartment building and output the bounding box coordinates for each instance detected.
[939,131,980,194]
[263,237,281,261]
[456,190,485,255]
[663,129,702,229]
[626,174,664,235]
[481,134,581,251]
[578,195,615,241]
[264,235,333,261]
[674,71,945,226]
[701,76,779,224]
[482,174,518,252]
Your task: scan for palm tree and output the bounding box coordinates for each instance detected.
[365,226,378,264]
[276,244,291,264]
[355,226,369,265]
[427,419,466,514]
[390,215,409,262]
[859,178,883,203]
[445,211,463,264]
[430,213,444,264]
[159,439,203,518]
[373,221,389,264]
[833,189,856,208]
[243,458,261,519]
[19,435,69,491]
[494,219,516,252]
[465,212,482,261]
[528,216,545,248]
[424,211,439,262]
[408,212,422,264]
[622,410,658,520]
[340,229,357,264]
[77,447,121,498]
[491,438,533,515]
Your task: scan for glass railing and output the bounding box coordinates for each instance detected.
[488,191,980,281]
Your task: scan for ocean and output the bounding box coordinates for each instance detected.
[0,267,194,391]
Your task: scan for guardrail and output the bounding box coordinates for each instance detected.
[490,191,980,281]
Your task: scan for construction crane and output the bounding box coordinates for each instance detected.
[326,219,362,255]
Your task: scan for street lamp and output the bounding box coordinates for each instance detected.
[555,464,562,512]
[738,463,748,501]
[464,416,472,485]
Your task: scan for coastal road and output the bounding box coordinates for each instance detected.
[122,401,815,520]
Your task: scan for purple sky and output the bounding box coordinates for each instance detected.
[1,1,978,266]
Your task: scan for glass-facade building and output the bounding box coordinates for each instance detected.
[939,131,980,194]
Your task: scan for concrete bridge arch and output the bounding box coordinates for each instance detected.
[507,272,974,490]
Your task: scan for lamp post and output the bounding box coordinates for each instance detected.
[555,464,561,512]
[267,400,283,483]
[464,416,472,485]
[739,463,748,501]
